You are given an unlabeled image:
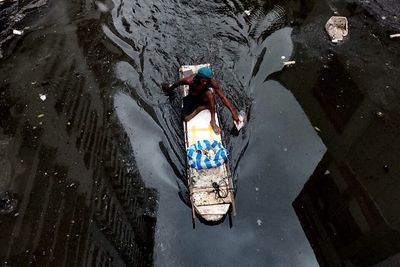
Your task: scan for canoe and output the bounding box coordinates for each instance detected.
[179,64,236,223]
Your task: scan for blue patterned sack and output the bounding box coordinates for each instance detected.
[187,140,228,170]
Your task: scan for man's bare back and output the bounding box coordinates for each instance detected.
[162,67,239,134]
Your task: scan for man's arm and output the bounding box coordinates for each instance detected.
[162,76,191,92]
[211,79,240,122]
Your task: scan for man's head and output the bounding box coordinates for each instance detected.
[197,67,213,79]
[196,67,213,86]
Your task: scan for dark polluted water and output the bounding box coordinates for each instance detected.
[1,0,400,266]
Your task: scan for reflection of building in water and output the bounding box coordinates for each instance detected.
[290,54,400,266]
[293,154,400,267]
[0,25,157,265]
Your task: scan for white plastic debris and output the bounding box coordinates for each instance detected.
[256,219,262,226]
[390,33,400,39]
[244,10,251,16]
[283,61,296,66]
[37,114,44,118]
[13,29,23,35]
[39,94,47,101]
[281,56,286,60]
[325,16,348,43]
[234,110,246,131]
[95,1,109,12]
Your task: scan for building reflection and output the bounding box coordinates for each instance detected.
[290,53,400,266]
[0,19,157,266]
[293,153,400,267]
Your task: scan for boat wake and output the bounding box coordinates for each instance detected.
[114,91,178,191]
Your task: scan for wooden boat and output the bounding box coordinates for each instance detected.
[179,64,236,224]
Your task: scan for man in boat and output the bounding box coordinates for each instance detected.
[162,67,240,134]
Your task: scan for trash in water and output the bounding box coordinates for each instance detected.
[256,219,262,226]
[325,16,348,43]
[234,110,247,131]
[244,10,251,16]
[281,56,286,60]
[13,29,23,35]
[37,113,45,118]
[39,94,47,101]
[0,192,18,215]
[383,164,389,173]
[283,61,296,67]
[390,33,400,39]
[314,126,321,133]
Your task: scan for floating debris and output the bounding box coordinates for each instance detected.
[314,126,321,133]
[234,110,246,131]
[13,29,23,35]
[37,113,44,118]
[95,1,109,12]
[256,219,262,226]
[0,192,18,215]
[375,111,384,118]
[281,56,286,60]
[39,94,47,101]
[390,33,400,39]
[383,164,389,173]
[283,61,296,67]
[244,10,251,16]
[325,16,348,43]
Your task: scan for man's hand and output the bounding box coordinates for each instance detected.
[161,83,172,92]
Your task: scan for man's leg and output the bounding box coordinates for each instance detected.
[204,90,221,134]
[183,105,208,121]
